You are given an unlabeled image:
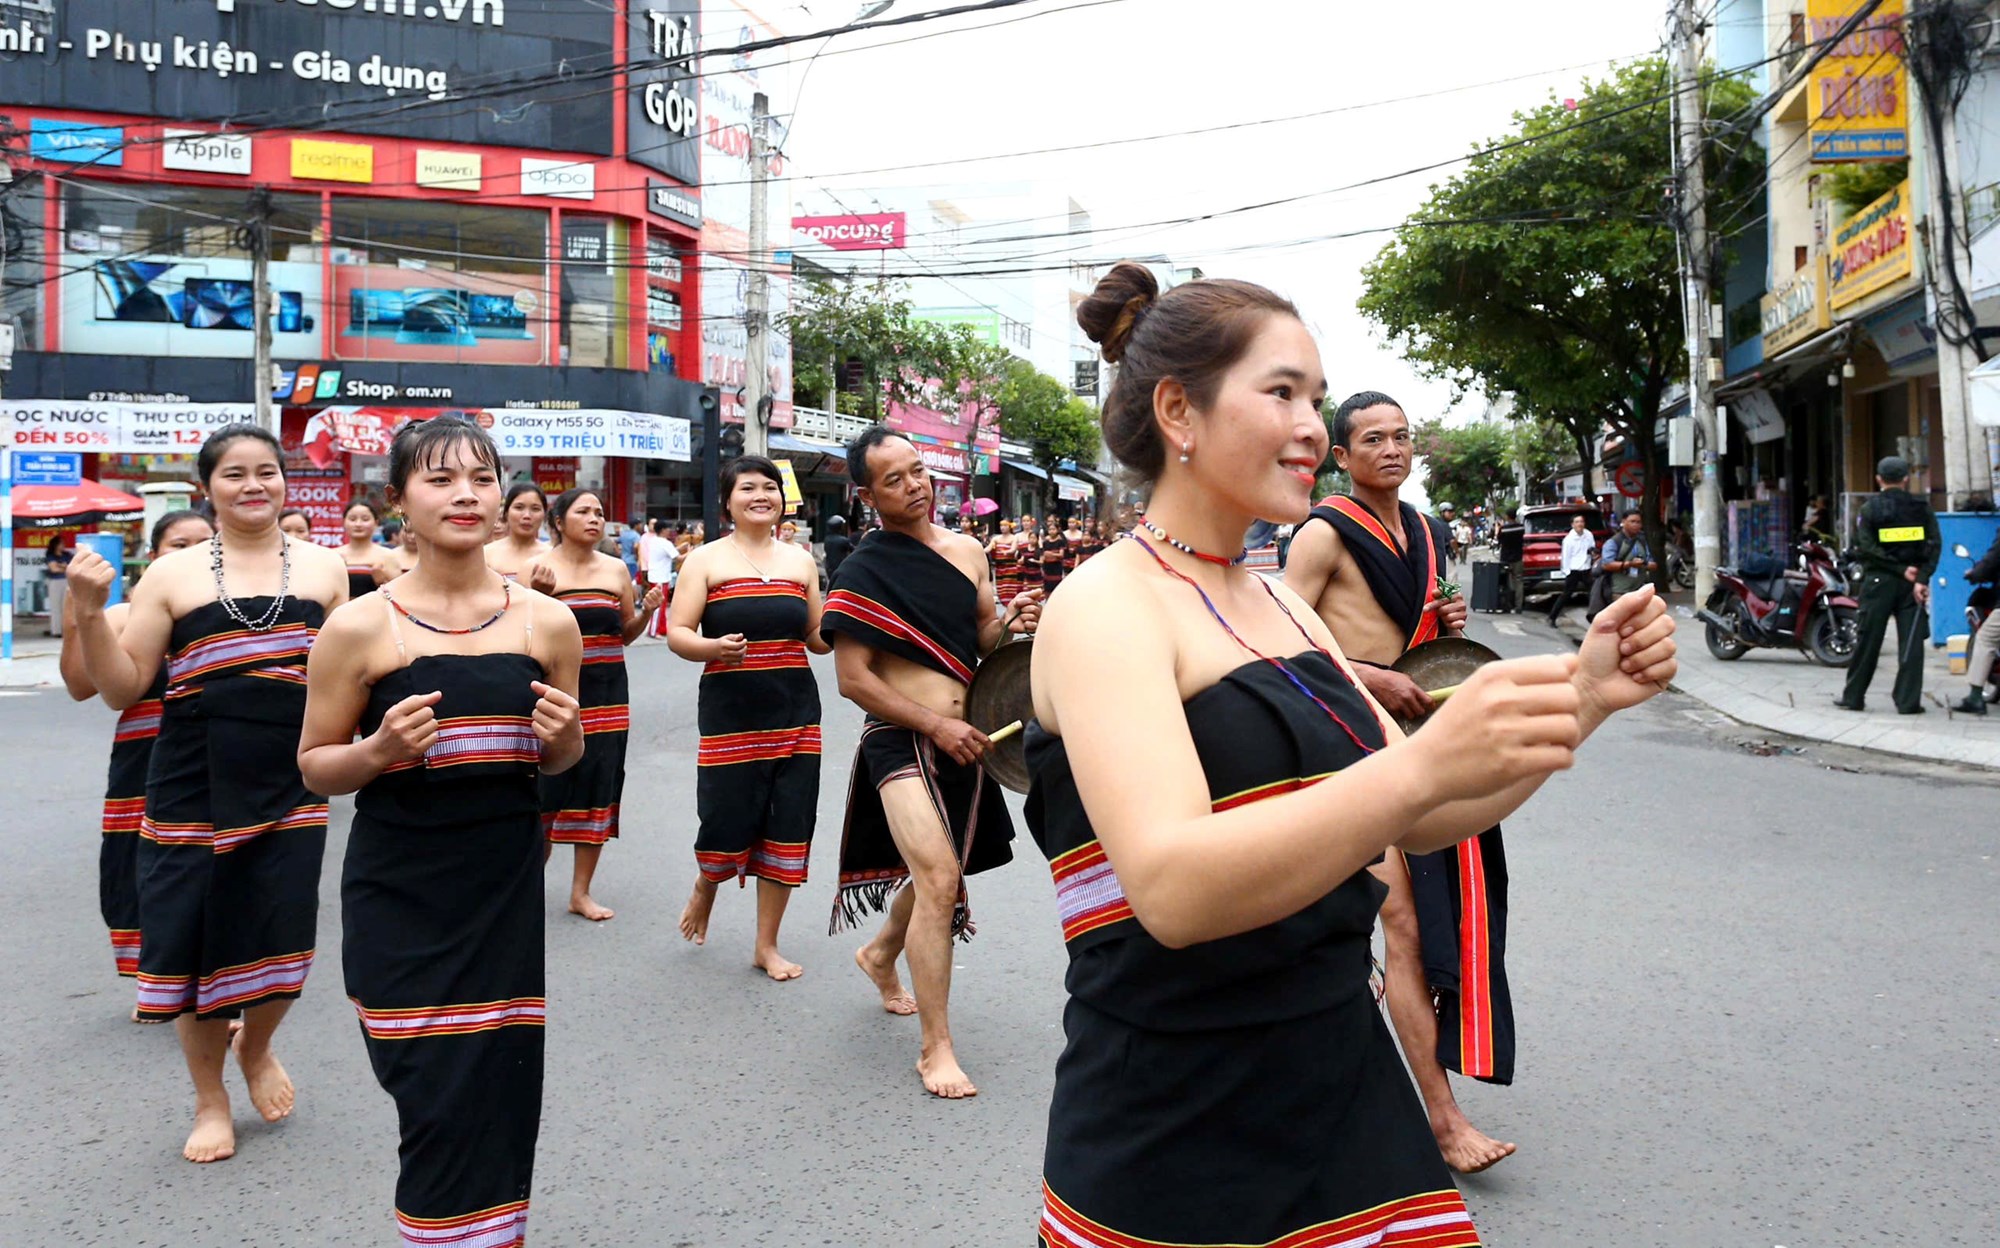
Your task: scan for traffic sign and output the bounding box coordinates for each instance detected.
[1614,459,1645,498]
[13,452,84,486]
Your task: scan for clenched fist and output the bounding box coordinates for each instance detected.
[372,690,443,765]
[1414,654,1583,803]
[64,549,120,616]
[530,680,582,752]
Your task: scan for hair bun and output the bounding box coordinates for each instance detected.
[1076,261,1160,364]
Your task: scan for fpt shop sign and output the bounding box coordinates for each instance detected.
[1829,180,1914,310]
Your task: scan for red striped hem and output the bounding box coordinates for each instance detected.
[708,577,810,601]
[544,805,618,844]
[697,724,821,767]
[113,700,163,740]
[214,803,328,854]
[1456,836,1494,1077]
[103,795,147,834]
[580,705,630,734]
[823,589,974,684]
[1039,1183,1478,1248]
[109,928,141,977]
[352,996,546,1040]
[396,1199,530,1248]
[1210,771,1332,812]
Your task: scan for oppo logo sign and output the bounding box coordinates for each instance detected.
[519,158,596,200]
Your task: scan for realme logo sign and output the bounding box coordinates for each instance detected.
[291,139,375,184]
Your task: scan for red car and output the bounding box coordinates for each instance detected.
[1516,502,1611,598]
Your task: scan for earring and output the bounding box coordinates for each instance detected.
[1179,442,1191,464]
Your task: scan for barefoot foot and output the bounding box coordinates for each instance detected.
[131,1006,168,1025]
[233,1032,295,1123]
[569,891,615,922]
[854,946,916,1015]
[678,880,716,944]
[917,1044,978,1099]
[183,1100,236,1163]
[753,947,803,981]
[1433,1110,1515,1173]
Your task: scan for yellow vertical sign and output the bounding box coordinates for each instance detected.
[1807,0,1908,161]
[772,459,804,511]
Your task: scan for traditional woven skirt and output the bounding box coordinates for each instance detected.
[541,590,629,845]
[100,682,162,978]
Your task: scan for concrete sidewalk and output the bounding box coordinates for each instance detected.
[1548,599,2000,771]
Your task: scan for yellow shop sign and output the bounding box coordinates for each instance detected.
[290,139,375,184]
[1829,180,1914,309]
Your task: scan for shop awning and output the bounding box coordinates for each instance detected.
[1002,458,1050,481]
[11,480,145,529]
[1054,473,1093,502]
[769,432,845,459]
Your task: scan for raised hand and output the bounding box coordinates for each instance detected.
[372,690,443,765]
[1005,588,1045,634]
[713,632,748,665]
[530,680,582,752]
[1575,583,1677,717]
[1432,595,1469,635]
[65,549,118,616]
[528,563,558,594]
[1414,654,1582,802]
[639,584,665,615]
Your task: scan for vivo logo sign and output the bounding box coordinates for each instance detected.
[29,120,124,166]
[519,158,596,200]
[792,212,906,251]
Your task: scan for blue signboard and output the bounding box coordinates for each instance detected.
[13,452,85,486]
[29,119,125,166]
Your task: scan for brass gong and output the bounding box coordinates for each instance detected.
[1388,637,1501,736]
[964,637,1035,794]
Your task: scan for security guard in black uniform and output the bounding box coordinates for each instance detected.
[1836,456,1941,714]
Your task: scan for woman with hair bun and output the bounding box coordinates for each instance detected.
[66,422,350,1164]
[486,483,552,582]
[527,487,662,920]
[59,508,215,1017]
[300,415,583,1248]
[1023,263,1678,1246]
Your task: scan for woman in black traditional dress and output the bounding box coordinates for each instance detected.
[60,509,214,1017]
[340,499,396,600]
[485,483,550,583]
[667,456,829,979]
[300,417,583,1248]
[1024,264,1680,1246]
[67,423,350,1164]
[528,488,661,921]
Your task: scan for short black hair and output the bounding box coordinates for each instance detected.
[846,424,904,489]
[1331,391,1404,450]
[388,415,502,495]
[719,454,784,521]
[1621,509,1644,522]
[196,422,284,488]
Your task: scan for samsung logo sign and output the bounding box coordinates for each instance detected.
[214,0,507,25]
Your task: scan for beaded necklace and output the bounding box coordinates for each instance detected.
[1129,534,1377,756]
[210,534,291,633]
[1135,516,1247,567]
[381,579,513,635]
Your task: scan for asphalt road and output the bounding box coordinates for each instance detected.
[2,616,1995,1246]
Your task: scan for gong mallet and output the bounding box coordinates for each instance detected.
[988,720,1026,743]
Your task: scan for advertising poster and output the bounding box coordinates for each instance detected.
[286,468,351,547]
[1806,0,1908,162]
[330,264,552,366]
[61,255,322,359]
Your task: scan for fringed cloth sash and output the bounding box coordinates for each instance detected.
[1308,497,1447,649]
[821,530,979,684]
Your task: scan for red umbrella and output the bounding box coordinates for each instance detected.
[11,480,146,529]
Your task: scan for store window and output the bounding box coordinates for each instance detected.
[1,173,48,351]
[561,215,631,370]
[330,198,551,367]
[56,181,318,358]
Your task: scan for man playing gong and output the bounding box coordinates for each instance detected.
[822,426,1041,1098]
[1284,391,1516,1174]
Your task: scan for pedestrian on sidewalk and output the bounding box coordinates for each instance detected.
[1587,512,1655,622]
[1952,521,2000,716]
[1837,457,1939,714]
[1547,513,1597,626]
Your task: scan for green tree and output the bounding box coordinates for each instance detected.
[995,358,1101,512]
[1358,58,1762,564]
[785,276,1007,420]
[1413,419,1512,514]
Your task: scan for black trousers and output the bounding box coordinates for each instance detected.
[1546,570,1591,624]
[1841,572,1927,712]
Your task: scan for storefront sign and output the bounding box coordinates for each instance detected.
[913,443,970,477]
[291,138,375,183]
[532,457,577,494]
[287,467,350,547]
[1807,0,1907,162]
[1760,252,1831,354]
[627,0,703,186]
[12,452,86,486]
[2,400,257,453]
[520,157,595,200]
[305,406,693,462]
[1860,293,1937,374]
[792,213,907,251]
[646,240,685,283]
[647,288,682,331]
[414,149,483,190]
[1829,179,1914,309]
[29,119,124,166]
[646,180,702,230]
[562,220,611,268]
[1073,359,1099,397]
[162,129,252,175]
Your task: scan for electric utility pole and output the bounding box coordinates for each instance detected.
[1674,0,1723,603]
[246,189,275,433]
[743,91,772,457]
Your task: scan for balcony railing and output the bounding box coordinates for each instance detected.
[791,405,873,443]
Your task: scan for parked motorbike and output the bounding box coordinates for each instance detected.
[1668,546,1695,590]
[1698,538,1860,665]
[1959,542,1997,690]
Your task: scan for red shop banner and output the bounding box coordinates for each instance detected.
[288,468,351,547]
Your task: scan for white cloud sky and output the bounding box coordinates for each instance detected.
[774,0,1670,430]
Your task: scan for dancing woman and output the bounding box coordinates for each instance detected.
[300,416,583,1248]
[59,509,214,1014]
[67,423,349,1163]
[668,456,829,979]
[988,521,1021,612]
[1038,515,1067,595]
[529,488,661,920]
[485,484,551,582]
[1023,264,1678,1246]
[340,500,396,600]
